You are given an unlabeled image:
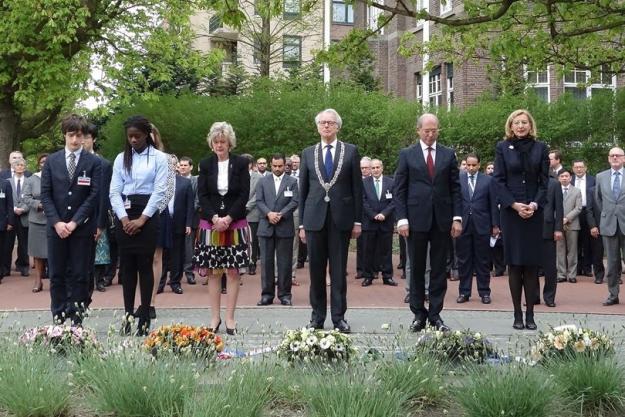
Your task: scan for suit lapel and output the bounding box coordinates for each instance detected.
[72,153,88,184]
[413,145,429,181]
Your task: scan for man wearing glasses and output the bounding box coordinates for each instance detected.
[395,113,462,332]
[592,147,625,306]
[298,108,362,333]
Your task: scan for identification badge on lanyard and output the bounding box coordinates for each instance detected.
[0,192,5,199]
[124,198,132,209]
[385,191,393,199]
[77,171,91,186]
[284,189,293,197]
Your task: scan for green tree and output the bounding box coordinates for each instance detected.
[0,0,220,167]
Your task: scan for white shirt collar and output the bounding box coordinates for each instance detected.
[321,138,338,149]
[132,145,152,156]
[419,140,436,151]
[273,173,283,181]
[65,147,83,158]
[612,168,624,176]
[373,175,383,182]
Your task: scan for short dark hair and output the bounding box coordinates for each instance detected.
[61,114,89,135]
[37,153,49,165]
[240,153,254,165]
[549,149,562,162]
[86,123,98,139]
[465,153,480,163]
[272,153,286,164]
[558,168,573,177]
[179,156,193,165]
[572,159,586,166]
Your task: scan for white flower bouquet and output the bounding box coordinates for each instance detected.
[415,328,498,363]
[277,327,357,363]
[530,324,614,363]
[19,324,99,354]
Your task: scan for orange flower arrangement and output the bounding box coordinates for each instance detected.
[143,324,224,362]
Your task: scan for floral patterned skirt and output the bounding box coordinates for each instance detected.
[193,218,251,276]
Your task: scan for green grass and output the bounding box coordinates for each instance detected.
[0,343,70,417]
[455,364,557,417]
[546,353,625,417]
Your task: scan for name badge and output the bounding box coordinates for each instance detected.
[0,192,5,199]
[385,191,393,199]
[284,190,293,197]
[77,175,91,186]
[124,199,132,209]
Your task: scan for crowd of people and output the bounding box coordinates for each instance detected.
[0,108,620,335]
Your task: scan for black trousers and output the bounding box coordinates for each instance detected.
[0,230,8,277]
[307,211,351,325]
[5,220,28,271]
[249,222,260,265]
[356,236,364,275]
[577,209,592,273]
[259,236,293,301]
[362,229,393,279]
[48,233,93,324]
[121,252,154,315]
[297,240,308,264]
[399,235,406,268]
[491,237,506,275]
[407,216,450,323]
[541,239,557,303]
[457,226,491,297]
[163,232,186,286]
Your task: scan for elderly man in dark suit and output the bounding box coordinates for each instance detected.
[41,114,102,325]
[361,158,396,287]
[256,154,299,306]
[455,153,499,305]
[0,180,14,282]
[6,158,29,277]
[299,108,363,333]
[395,113,462,333]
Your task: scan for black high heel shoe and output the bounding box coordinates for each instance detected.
[208,319,222,333]
[226,327,237,336]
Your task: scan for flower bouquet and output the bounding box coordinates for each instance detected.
[142,324,224,362]
[19,324,99,354]
[415,328,498,363]
[529,325,614,363]
[277,327,357,363]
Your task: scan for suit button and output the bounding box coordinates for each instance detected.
[68,206,72,210]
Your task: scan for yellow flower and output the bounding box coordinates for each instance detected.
[574,340,586,353]
[553,335,565,350]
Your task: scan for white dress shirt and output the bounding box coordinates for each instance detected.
[65,147,82,171]
[273,173,283,194]
[217,159,229,196]
[575,175,586,207]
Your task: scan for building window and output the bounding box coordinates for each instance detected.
[439,0,452,15]
[415,72,423,100]
[209,15,222,33]
[563,68,615,99]
[368,5,384,34]
[253,39,261,65]
[283,35,301,68]
[446,63,454,109]
[333,0,354,24]
[416,0,427,27]
[525,67,549,102]
[429,67,442,107]
[284,0,300,17]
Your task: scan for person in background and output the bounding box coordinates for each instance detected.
[356,156,372,280]
[0,175,13,283]
[178,156,199,285]
[195,122,251,335]
[244,154,262,276]
[109,116,168,335]
[21,154,48,292]
[6,158,29,277]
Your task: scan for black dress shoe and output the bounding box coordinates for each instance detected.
[568,278,577,283]
[410,318,426,332]
[557,278,566,283]
[383,278,398,286]
[334,320,351,334]
[456,294,470,303]
[149,306,156,319]
[156,285,165,294]
[171,285,184,294]
[545,301,556,307]
[403,294,410,303]
[308,321,323,330]
[248,265,256,275]
[20,266,29,277]
[186,275,196,285]
[595,278,604,284]
[603,297,619,306]
[296,262,304,269]
[431,319,450,332]
[481,295,491,304]
[361,278,373,287]
[355,272,363,279]
[280,299,292,306]
[96,283,106,292]
[256,298,273,306]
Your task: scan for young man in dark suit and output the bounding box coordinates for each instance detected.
[159,171,194,294]
[299,108,363,333]
[395,113,462,333]
[41,114,102,325]
[256,153,299,306]
[0,180,14,282]
[455,154,499,305]
[361,158,397,287]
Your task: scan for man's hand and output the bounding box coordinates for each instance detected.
[554,231,563,241]
[267,212,281,224]
[14,207,24,216]
[451,221,462,238]
[590,227,600,238]
[351,224,361,239]
[54,222,70,239]
[95,227,103,241]
[491,226,500,237]
[185,227,191,236]
[563,217,570,225]
[299,228,306,244]
[374,213,385,222]
[6,224,12,231]
[398,224,409,238]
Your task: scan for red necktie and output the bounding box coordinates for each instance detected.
[426,147,435,179]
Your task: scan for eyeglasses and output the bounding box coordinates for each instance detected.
[317,121,337,126]
[609,154,624,158]
[420,129,439,134]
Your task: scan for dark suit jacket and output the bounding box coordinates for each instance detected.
[0,180,15,231]
[571,174,595,208]
[171,175,194,233]
[492,139,549,209]
[0,170,32,180]
[96,156,113,230]
[198,154,250,221]
[459,172,498,235]
[394,142,462,232]
[40,149,102,237]
[586,186,601,229]
[362,175,395,232]
[256,174,299,238]
[299,141,363,232]
[9,175,29,227]
[543,177,564,239]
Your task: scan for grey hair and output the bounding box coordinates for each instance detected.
[416,113,439,129]
[10,158,25,169]
[207,121,237,150]
[360,156,372,164]
[371,158,383,166]
[315,108,343,129]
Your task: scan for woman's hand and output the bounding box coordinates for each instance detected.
[124,215,148,235]
[512,202,534,219]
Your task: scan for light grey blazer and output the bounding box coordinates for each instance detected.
[562,185,582,231]
[11,175,30,227]
[21,174,46,225]
[246,170,262,223]
[256,174,299,238]
[595,169,625,236]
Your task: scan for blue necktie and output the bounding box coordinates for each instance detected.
[613,171,621,200]
[324,144,333,180]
